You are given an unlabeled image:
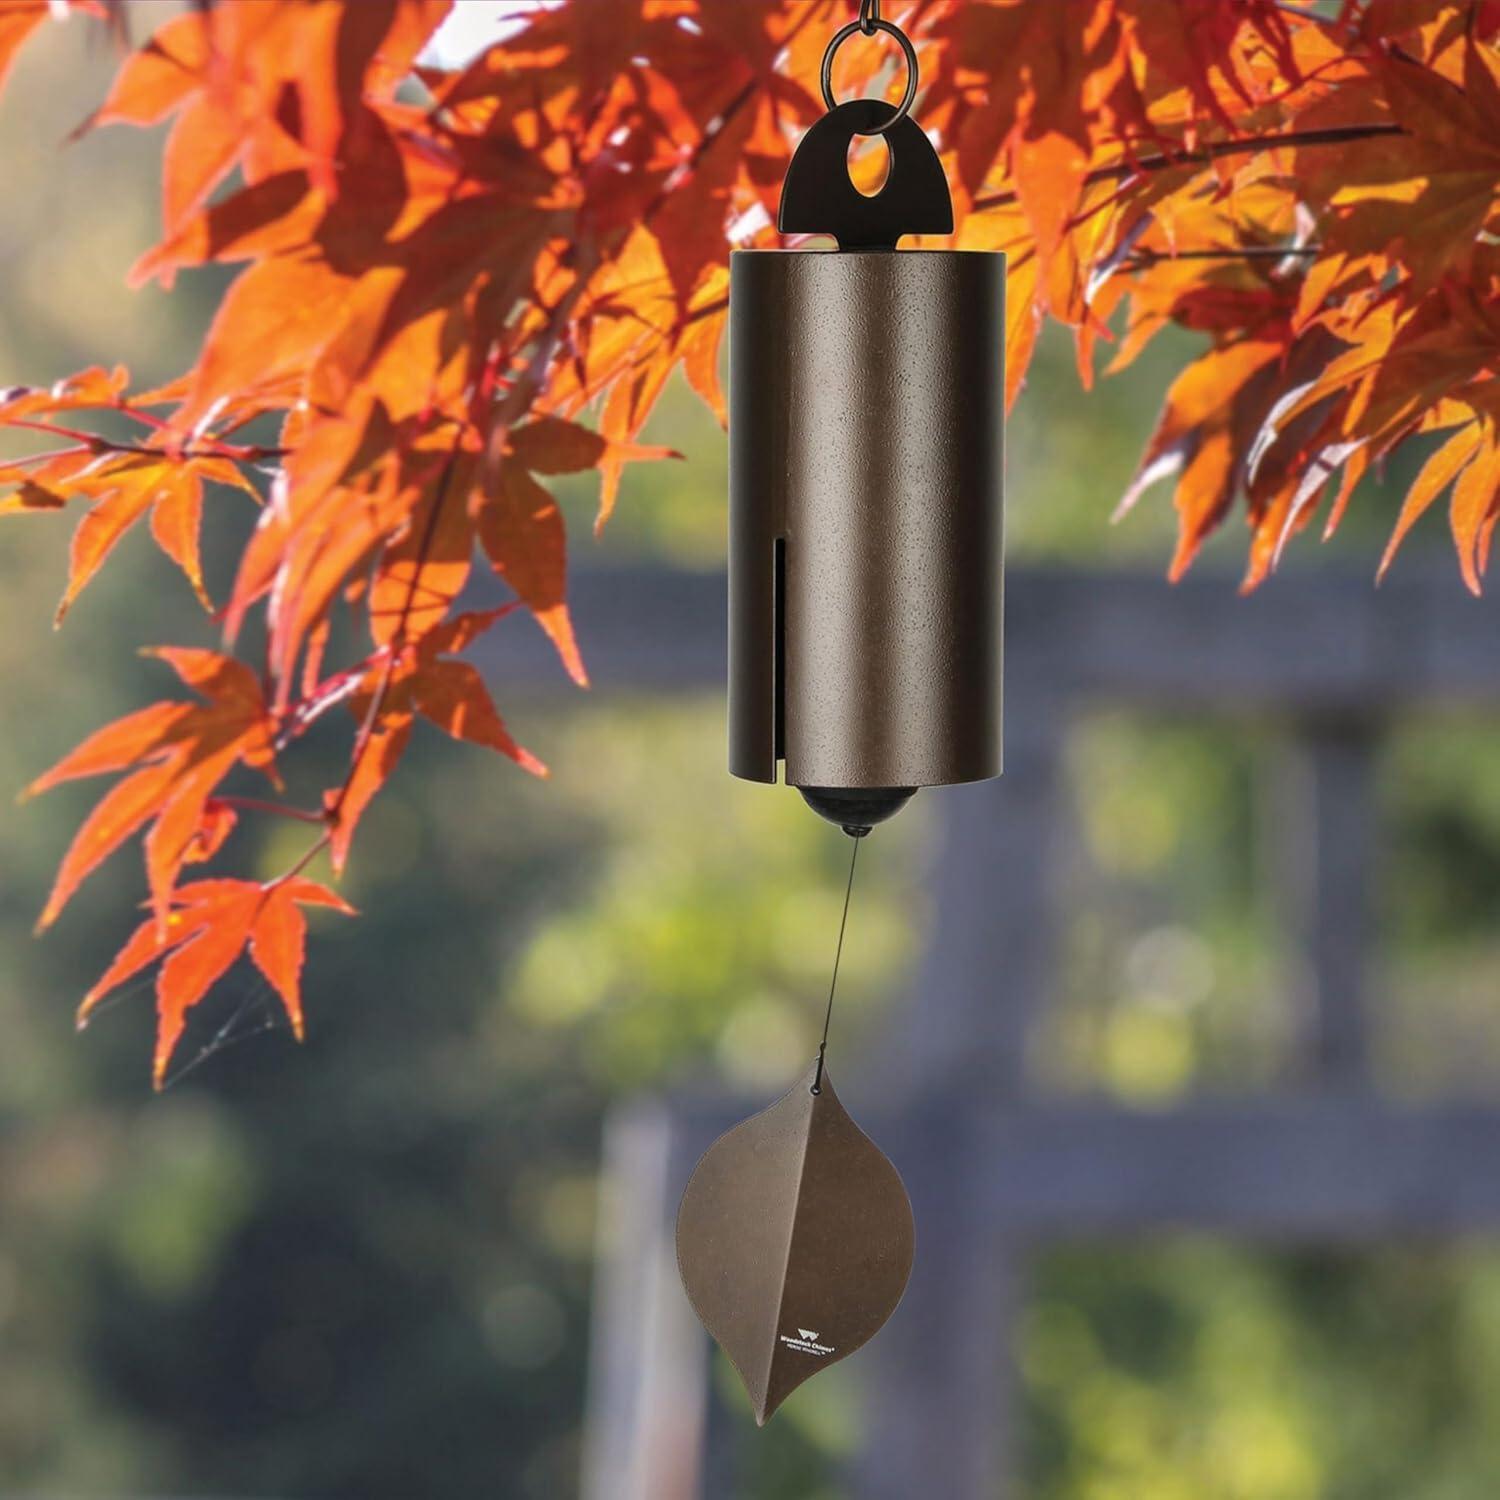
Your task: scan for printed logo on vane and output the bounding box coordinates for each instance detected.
[779,1327,835,1356]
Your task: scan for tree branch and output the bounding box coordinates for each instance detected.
[326,438,465,823]
[973,122,1407,213]
[266,432,470,889]
[1119,245,1322,267]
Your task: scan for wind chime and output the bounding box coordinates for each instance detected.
[675,1,1005,1425]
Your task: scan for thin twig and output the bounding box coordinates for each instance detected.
[216,796,325,824]
[0,415,286,463]
[0,443,90,468]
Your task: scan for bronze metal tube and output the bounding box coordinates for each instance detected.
[728,247,1006,795]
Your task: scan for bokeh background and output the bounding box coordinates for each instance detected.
[6,6,1500,1499]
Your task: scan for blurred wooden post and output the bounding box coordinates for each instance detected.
[1275,718,1380,1088]
[581,1103,710,1500]
[851,686,1065,1497]
[846,1114,1024,1499]
[887,687,1067,1099]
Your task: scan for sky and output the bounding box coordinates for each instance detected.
[424,0,543,67]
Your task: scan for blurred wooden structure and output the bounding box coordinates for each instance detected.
[484,564,1500,1498]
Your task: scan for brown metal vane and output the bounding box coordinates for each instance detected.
[675,1060,915,1425]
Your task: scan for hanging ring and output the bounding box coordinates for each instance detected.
[820,17,919,136]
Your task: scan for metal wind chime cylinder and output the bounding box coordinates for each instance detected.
[675,4,1008,1428]
[727,12,1005,837]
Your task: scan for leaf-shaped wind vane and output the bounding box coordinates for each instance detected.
[675,1060,914,1424]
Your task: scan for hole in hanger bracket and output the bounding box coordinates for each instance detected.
[846,131,892,198]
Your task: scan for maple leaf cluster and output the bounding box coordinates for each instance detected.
[0,0,1495,1083]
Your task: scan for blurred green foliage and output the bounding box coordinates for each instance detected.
[1025,1242,1500,1500]
[1046,714,1287,1103]
[5,10,1500,1500]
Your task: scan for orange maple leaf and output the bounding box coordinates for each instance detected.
[25,649,280,931]
[78,877,355,1089]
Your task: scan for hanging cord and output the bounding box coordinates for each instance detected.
[859,0,881,34]
[811,835,862,1095]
